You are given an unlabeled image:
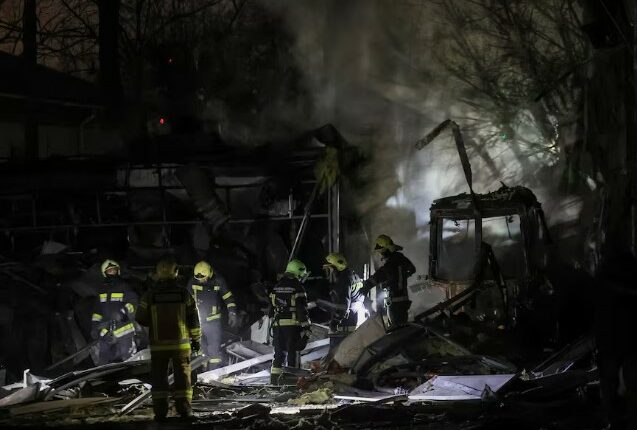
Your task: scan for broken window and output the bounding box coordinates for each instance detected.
[482,215,525,279]
[437,218,477,281]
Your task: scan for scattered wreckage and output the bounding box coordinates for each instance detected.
[0,120,602,428]
[0,318,599,429]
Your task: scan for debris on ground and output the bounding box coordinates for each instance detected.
[288,386,333,406]
[0,317,604,430]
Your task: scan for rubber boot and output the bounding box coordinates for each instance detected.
[152,399,168,422]
[270,373,281,386]
[175,398,193,420]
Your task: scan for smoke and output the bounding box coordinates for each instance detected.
[263,0,585,276]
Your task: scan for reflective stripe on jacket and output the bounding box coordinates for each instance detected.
[186,274,236,323]
[136,279,201,352]
[91,276,138,339]
[268,274,309,327]
[332,267,364,315]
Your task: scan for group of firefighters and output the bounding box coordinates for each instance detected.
[89,233,415,421]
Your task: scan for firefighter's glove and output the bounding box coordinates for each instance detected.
[120,306,133,320]
[361,279,375,296]
[228,311,240,329]
[298,327,311,350]
[99,328,116,345]
[191,339,201,354]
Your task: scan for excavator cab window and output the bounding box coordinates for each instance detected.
[482,214,525,279]
[437,218,477,281]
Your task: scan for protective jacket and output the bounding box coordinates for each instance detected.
[269,274,310,383]
[268,274,309,329]
[363,251,416,302]
[186,274,236,323]
[331,268,364,331]
[91,276,138,340]
[136,279,201,352]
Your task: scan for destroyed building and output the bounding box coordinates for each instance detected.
[0,1,636,429]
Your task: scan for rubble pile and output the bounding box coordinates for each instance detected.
[0,316,602,429]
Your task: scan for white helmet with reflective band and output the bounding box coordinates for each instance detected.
[101,259,120,277]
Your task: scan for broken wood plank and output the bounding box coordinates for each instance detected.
[0,384,41,408]
[198,338,329,384]
[334,394,408,403]
[45,339,99,372]
[44,359,150,401]
[193,398,271,404]
[48,360,150,389]
[199,353,274,384]
[10,397,119,416]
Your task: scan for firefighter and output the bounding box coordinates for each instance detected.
[90,259,138,365]
[323,252,365,337]
[186,261,239,370]
[269,259,311,385]
[135,259,201,421]
[361,235,416,330]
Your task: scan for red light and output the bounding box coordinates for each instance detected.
[167,57,173,64]
[159,117,165,125]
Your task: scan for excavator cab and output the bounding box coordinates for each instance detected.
[417,185,552,329]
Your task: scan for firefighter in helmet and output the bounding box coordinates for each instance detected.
[90,259,138,365]
[136,259,201,421]
[361,235,416,330]
[323,252,365,338]
[269,259,311,385]
[186,261,239,370]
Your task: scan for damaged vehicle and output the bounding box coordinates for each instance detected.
[413,185,559,348]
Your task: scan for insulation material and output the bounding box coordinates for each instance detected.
[288,387,333,406]
[333,314,386,368]
[409,374,515,401]
[250,316,272,345]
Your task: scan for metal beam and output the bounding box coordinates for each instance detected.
[289,182,319,261]
[1,214,329,233]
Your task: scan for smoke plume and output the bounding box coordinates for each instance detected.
[264,0,585,278]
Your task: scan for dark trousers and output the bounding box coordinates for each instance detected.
[150,348,192,418]
[202,320,222,369]
[271,325,300,379]
[96,335,135,366]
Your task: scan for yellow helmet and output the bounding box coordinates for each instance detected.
[155,259,178,280]
[374,234,402,253]
[285,259,308,281]
[101,259,120,277]
[193,261,213,281]
[323,253,348,272]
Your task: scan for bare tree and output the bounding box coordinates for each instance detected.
[430,0,588,181]
[0,0,306,144]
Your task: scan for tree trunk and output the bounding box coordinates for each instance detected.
[98,0,122,115]
[23,0,38,159]
[582,2,637,428]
